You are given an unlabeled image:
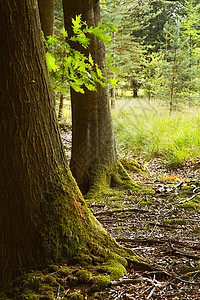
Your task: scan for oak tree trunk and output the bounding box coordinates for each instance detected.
[62,0,117,193]
[0,0,118,288]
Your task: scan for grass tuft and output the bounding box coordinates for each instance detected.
[113,98,200,167]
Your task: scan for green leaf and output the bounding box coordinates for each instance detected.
[46,52,59,72]
[107,77,119,88]
[85,83,97,91]
[61,27,68,38]
[64,56,72,68]
[107,63,120,75]
[88,53,94,66]
[69,81,85,93]
[72,15,82,34]
[96,64,104,78]
[46,36,59,44]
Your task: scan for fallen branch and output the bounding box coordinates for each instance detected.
[116,237,200,250]
[116,237,167,245]
[168,239,200,260]
[110,277,143,286]
[94,207,151,216]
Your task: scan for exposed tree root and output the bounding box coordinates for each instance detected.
[86,158,150,200]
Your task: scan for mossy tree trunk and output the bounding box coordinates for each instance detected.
[38,0,55,37]
[62,0,118,194]
[0,0,122,288]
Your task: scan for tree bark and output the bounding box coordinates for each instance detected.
[62,0,117,193]
[38,0,55,37]
[0,0,120,288]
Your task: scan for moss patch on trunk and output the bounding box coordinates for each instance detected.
[1,165,149,298]
[85,158,150,200]
[120,157,148,174]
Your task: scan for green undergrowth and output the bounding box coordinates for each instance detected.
[113,101,200,167]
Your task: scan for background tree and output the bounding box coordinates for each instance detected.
[62,0,137,194]
[38,0,55,37]
[101,0,148,98]
[154,0,200,110]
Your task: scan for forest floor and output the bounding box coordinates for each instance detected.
[60,126,200,300]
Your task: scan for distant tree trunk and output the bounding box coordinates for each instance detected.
[111,87,116,108]
[62,0,117,193]
[133,89,138,98]
[132,79,139,98]
[0,0,123,288]
[38,0,55,37]
[58,93,64,120]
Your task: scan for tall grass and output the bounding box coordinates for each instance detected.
[113,98,200,167]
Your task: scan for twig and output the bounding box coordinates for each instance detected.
[146,286,156,299]
[110,277,143,286]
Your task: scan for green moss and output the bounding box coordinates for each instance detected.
[46,264,59,273]
[18,290,41,300]
[39,165,88,263]
[111,160,139,190]
[76,270,92,283]
[44,276,59,287]
[65,293,83,300]
[107,252,128,268]
[163,218,189,225]
[86,158,150,200]
[66,275,79,286]
[172,183,200,210]
[176,200,200,210]
[120,158,148,174]
[71,254,93,266]
[57,267,71,277]
[98,252,127,280]
[90,255,105,264]
[111,160,151,194]
[86,159,112,199]
[90,275,111,292]
[39,290,54,299]
[139,200,153,207]
[98,264,126,280]
[38,284,54,294]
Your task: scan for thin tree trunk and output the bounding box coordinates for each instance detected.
[58,93,64,120]
[111,87,116,108]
